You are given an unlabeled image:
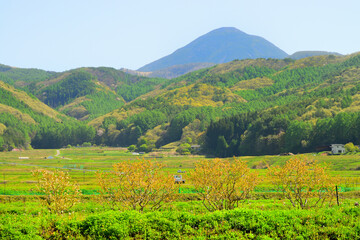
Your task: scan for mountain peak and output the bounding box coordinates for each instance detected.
[138,28,288,72]
[207,27,245,33]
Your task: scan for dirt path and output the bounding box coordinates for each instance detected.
[55,149,72,160]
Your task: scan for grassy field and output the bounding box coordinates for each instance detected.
[1,147,360,194]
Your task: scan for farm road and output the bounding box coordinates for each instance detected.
[55,149,72,160]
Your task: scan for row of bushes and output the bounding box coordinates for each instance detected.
[1,207,359,239]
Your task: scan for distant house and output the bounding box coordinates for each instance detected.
[191,145,201,151]
[46,156,54,159]
[18,157,29,159]
[330,144,345,154]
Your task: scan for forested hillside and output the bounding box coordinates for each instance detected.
[91,53,360,156]
[2,53,360,155]
[0,65,165,121]
[0,81,95,150]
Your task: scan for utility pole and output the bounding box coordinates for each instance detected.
[3,173,5,195]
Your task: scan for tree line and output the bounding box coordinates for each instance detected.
[205,106,360,157]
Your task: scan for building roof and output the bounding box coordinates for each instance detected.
[330,144,345,147]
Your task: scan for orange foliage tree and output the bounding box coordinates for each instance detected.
[268,157,337,209]
[190,158,258,211]
[32,169,81,214]
[97,159,176,211]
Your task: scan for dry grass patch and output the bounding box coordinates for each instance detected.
[0,103,36,125]
[231,77,274,91]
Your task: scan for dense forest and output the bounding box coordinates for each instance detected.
[1,53,360,155]
[92,53,360,155]
[0,81,95,151]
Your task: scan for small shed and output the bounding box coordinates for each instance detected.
[330,144,345,154]
[191,145,201,151]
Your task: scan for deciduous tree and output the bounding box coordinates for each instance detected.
[97,159,176,211]
[268,157,337,209]
[190,158,258,211]
[32,169,81,214]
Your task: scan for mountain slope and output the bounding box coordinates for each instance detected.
[0,65,166,121]
[289,51,342,60]
[0,81,95,150]
[91,53,360,155]
[138,27,288,72]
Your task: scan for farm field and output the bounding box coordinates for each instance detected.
[1,147,360,239]
[1,147,360,194]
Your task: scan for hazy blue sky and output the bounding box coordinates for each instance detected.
[1,0,359,72]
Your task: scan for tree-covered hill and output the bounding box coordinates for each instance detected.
[289,51,342,60]
[2,52,360,155]
[90,53,360,156]
[0,81,95,150]
[0,65,166,121]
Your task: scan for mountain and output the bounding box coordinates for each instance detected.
[138,27,288,72]
[122,62,216,79]
[289,51,342,60]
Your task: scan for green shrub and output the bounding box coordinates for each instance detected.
[1,206,360,239]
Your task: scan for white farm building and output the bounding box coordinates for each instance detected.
[330,144,345,154]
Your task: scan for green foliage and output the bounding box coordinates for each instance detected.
[176,143,192,155]
[116,78,165,102]
[138,144,149,153]
[0,84,96,150]
[78,90,124,120]
[1,207,359,239]
[0,65,57,86]
[127,144,136,152]
[202,66,276,88]
[285,121,313,153]
[205,101,360,157]
[31,121,96,149]
[344,142,359,153]
[341,95,353,108]
[82,142,92,147]
[42,71,96,107]
[130,110,167,133]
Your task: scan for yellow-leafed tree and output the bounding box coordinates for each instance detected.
[97,159,176,211]
[190,158,258,211]
[33,169,81,214]
[268,157,337,209]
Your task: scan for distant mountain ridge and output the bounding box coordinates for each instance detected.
[138,27,288,72]
[289,51,342,60]
[122,62,216,79]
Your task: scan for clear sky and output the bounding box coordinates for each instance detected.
[1,0,359,72]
